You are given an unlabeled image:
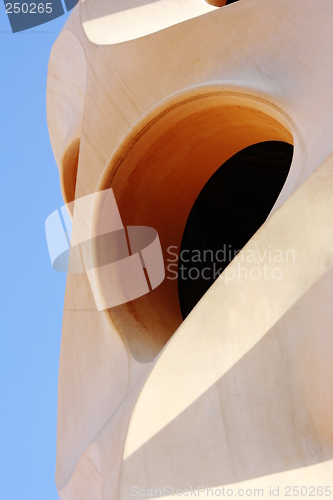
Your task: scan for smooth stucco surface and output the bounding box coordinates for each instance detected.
[46,1,333,497]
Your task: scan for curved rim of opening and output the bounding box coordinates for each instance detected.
[98,84,295,189]
[90,84,295,361]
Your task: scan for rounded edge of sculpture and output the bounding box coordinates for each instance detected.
[57,442,102,499]
[90,84,295,363]
[46,29,86,211]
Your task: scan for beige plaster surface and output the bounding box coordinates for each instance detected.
[46,0,333,498]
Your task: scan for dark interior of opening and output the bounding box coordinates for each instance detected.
[206,0,239,6]
[178,141,294,319]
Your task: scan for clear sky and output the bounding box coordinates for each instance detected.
[0,5,70,499]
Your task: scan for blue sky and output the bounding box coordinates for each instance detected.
[0,5,70,499]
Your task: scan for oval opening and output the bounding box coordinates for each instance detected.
[206,0,239,5]
[97,90,294,362]
[178,140,294,319]
[60,138,80,216]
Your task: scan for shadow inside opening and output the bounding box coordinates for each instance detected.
[178,141,294,319]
